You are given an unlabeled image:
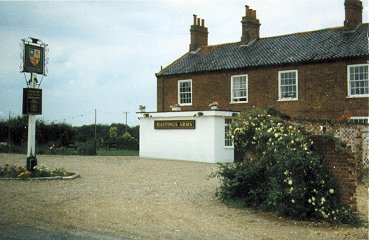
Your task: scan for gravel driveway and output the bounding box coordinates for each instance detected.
[0,154,367,240]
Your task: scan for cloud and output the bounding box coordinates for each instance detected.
[0,0,361,126]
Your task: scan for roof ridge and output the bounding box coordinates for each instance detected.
[261,26,344,40]
[261,23,368,40]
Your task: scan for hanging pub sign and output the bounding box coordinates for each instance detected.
[22,88,42,115]
[23,43,45,74]
[154,120,196,129]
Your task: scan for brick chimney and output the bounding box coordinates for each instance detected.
[344,0,363,30]
[241,5,261,45]
[189,14,208,51]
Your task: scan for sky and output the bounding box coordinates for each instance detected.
[0,0,368,126]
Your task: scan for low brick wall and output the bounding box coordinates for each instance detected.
[311,135,358,212]
[294,121,368,179]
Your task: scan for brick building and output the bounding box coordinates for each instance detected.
[156,0,369,122]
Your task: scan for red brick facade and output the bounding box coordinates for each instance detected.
[157,58,368,121]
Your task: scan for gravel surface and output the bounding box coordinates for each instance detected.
[0,154,367,240]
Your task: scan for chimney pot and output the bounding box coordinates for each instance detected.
[193,14,197,25]
[252,10,256,18]
[245,5,249,15]
[201,19,205,27]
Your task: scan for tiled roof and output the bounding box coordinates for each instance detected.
[157,24,369,77]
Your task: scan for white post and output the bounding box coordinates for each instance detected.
[27,73,37,158]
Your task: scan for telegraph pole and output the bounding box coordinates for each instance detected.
[7,111,11,144]
[123,111,130,133]
[94,109,97,151]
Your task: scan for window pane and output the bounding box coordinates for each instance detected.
[349,65,369,96]
[232,75,247,102]
[225,119,233,147]
[280,71,297,99]
[179,80,192,104]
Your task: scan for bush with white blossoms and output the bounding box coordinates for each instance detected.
[213,108,359,224]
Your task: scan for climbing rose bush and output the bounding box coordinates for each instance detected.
[213,109,359,224]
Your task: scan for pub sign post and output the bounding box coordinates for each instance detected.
[21,37,48,170]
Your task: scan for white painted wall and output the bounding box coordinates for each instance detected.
[137,111,235,163]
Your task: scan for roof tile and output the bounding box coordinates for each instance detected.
[157,24,369,77]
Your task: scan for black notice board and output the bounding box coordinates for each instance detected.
[22,88,42,115]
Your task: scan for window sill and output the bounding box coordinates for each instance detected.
[277,98,298,102]
[178,103,192,106]
[230,101,248,104]
[224,146,234,149]
[346,95,369,98]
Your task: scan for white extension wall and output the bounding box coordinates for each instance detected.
[137,111,235,163]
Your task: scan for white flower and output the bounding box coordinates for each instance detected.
[308,199,312,203]
[321,197,326,203]
[312,197,316,201]
[291,199,295,203]
[288,180,293,185]
[329,189,334,194]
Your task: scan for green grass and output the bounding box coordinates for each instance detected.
[97,149,139,156]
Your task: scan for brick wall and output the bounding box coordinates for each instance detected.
[299,121,369,179]
[311,135,358,212]
[157,58,368,120]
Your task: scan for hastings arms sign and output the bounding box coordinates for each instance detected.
[154,120,196,129]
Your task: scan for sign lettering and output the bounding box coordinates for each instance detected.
[22,88,42,115]
[154,120,195,129]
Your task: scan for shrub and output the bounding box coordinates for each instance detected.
[117,132,139,150]
[213,108,360,224]
[77,141,96,155]
[0,142,22,153]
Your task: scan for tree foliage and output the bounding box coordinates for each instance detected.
[0,116,139,151]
